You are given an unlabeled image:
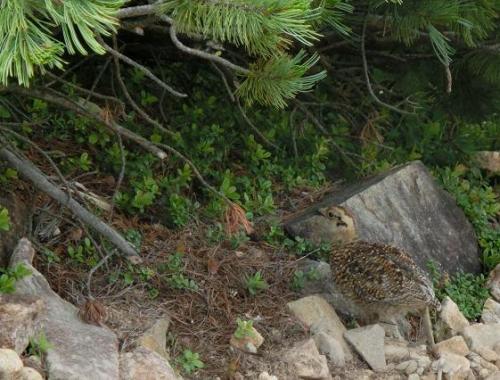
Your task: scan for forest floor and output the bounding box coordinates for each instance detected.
[32,178,341,379]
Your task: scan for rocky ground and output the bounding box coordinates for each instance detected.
[0,161,499,379]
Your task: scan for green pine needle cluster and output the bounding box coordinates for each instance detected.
[381,0,500,65]
[0,0,123,86]
[237,51,326,108]
[159,0,343,107]
[159,0,323,56]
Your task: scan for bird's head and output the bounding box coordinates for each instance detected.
[316,205,357,245]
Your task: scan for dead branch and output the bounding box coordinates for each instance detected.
[97,36,187,98]
[0,145,141,263]
[361,17,412,116]
[4,86,168,160]
[169,25,250,75]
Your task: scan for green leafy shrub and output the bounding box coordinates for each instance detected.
[428,261,490,320]
[233,318,255,339]
[245,271,268,296]
[437,166,500,269]
[0,263,31,294]
[177,349,204,375]
[0,207,10,231]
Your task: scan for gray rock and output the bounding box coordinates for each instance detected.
[433,336,470,357]
[435,297,470,341]
[485,372,500,380]
[284,161,480,275]
[137,317,171,359]
[287,295,352,360]
[487,265,500,303]
[258,372,278,380]
[344,324,386,371]
[16,367,44,380]
[0,294,44,353]
[431,352,471,377]
[462,324,500,353]
[474,151,500,174]
[9,238,119,380]
[282,339,330,379]
[482,299,500,324]
[385,340,411,363]
[312,332,346,367]
[119,347,182,380]
[395,359,418,375]
[0,348,23,378]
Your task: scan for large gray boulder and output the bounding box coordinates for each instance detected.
[284,161,480,275]
[9,238,120,380]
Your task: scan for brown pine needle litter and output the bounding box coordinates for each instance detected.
[224,202,254,236]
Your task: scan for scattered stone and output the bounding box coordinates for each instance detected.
[408,374,420,380]
[119,347,182,380]
[488,265,500,303]
[230,325,264,354]
[22,355,44,376]
[468,352,499,378]
[482,299,500,324]
[435,297,470,341]
[312,332,345,367]
[462,324,500,352]
[385,340,411,362]
[431,352,471,378]
[476,347,500,363]
[433,336,470,357]
[344,324,386,371]
[282,339,330,379]
[0,295,44,353]
[395,359,418,375]
[485,372,500,380]
[284,161,481,275]
[258,372,278,380]
[474,151,500,174]
[15,367,44,380]
[287,295,352,360]
[0,348,23,378]
[9,239,120,380]
[137,317,171,359]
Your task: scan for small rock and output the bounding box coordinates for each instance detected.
[229,326,264,354]
[474,151,500,173]
[385,340,410,362]
[344,324,386,371]
[433,336,470,357]
[462,323,500,352]
[22,356,44,377]
[476,347,500,362]
[395,359,418,375]
[469,352,499,371]
[435,297,469,341]
[137,317,171,359]
[283,339,330,379]
[287,295,352,360]
[14,367,44,380]
[431,352,470,377]
[488,265,500,303]
[408,374,420,380]
[258,372,278,380]
[312,332,345,367]
[0,295,45,353]
[0,348,23,378]
[485,372,500,380]
[119,347,182,380]
[482,299,500,324]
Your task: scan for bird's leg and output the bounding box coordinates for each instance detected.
[421,306,435,347]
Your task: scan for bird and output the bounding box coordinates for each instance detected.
[317,205,440,345]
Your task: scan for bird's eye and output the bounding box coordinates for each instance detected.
[328,211,335,218]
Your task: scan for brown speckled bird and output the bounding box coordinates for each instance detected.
[318,205,439,344]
